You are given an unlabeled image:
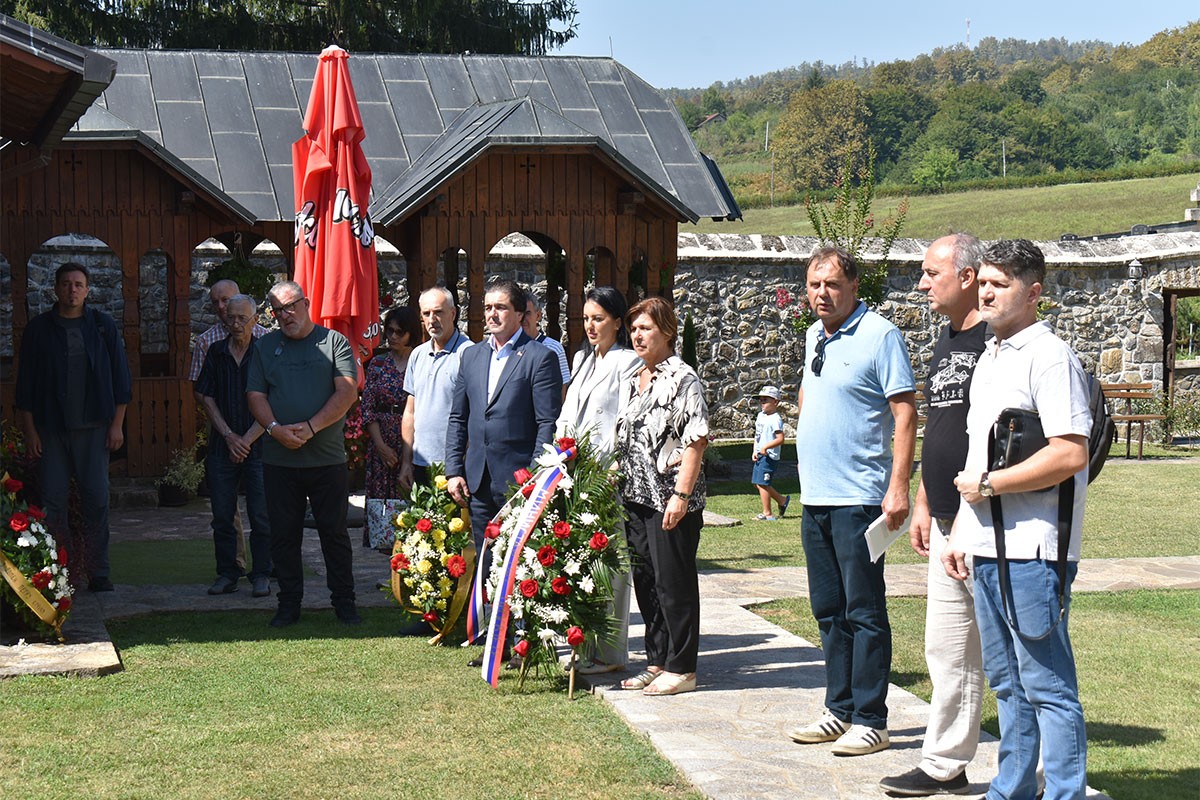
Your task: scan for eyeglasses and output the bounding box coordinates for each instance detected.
[385,327,405,338]
[225,315,253,327]
[270,298,306,318]
[811,335,827,377]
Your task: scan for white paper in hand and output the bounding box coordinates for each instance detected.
[864,509,913,563]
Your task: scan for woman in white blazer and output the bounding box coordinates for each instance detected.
[556,286,641,673]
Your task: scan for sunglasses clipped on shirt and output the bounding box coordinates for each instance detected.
[811,335,827,377]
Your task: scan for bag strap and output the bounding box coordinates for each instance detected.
[987,428,1070,642]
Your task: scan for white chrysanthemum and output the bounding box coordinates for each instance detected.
[537,627,557,643]
[557,475,574,491]
[521,547,538,566]
[579,492,589,501]
[531,562,545,578]
[515,564,530,581]
[563,559,581,576]
[579,575,596,594]
[43,532,56,549]
[578,512,598,526]
[548,607,569,623]
[510,601,525,619]
[16,532,37,548]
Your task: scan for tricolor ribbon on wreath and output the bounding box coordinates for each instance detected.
[466,444,578,687]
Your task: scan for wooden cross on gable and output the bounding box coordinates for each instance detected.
[518,157,536,176]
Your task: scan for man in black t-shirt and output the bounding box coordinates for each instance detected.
[880,234,989,798]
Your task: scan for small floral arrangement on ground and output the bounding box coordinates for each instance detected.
[485,434,627,678]
[390,465,474,639]
[343,400,368,472]
[1,472,73,640]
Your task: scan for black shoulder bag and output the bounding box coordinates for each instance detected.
[987,408,1072,641]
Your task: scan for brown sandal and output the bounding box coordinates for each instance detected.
[621,669,660,690]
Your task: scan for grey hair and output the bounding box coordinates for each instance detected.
[419,286,455,307]
[226,293,256,313]
[267,280,304,303]
[948,233,986,275]
[525,291,545,313]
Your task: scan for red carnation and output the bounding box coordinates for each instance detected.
[9,511,29,532]
[589,532,609,550]
[566,626,585,647]
[57,546,68,565]
[556,437,576,451]
[391,553,410,572]
[422,611,440,624]
[513,467,533,485]
[415,518,433,533]
[520,483,535,498]
[3,477,23,493]
[485,521,502,540]
[446,554,467,578]
[28,505,46,521]
[551,576,571,596]
[381,293,394,306]
[536,545,557,567]
[519,579,539,598]
[31,570,52,590]
[552,520,571,539]
[57,596,72,612]
[513,639,530,657]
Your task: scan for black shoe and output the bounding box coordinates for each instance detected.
[505,654,523,671]
[88,577,114,592]
[335,605,362,625]
[269,607,301,628]
[879,767,970,797]
[397,620,433,637]
[250,576,271,598]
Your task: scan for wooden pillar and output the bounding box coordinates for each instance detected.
[565,227,585,355]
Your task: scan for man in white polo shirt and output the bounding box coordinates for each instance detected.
[945,239,1091,800]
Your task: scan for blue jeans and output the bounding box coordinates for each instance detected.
[207,449,271,581]
[974,557,1086,800]
[801,504,890,729]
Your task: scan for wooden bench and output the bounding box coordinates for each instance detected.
[1101,381,1165,460]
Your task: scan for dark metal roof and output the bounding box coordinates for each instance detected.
[0,13,116,151]
[373,96,700,224]
[74,50,741,225]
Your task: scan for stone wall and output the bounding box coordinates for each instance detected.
[6,230,1199,439]
[673,232,1200,437]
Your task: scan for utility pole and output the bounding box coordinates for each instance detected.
[1002,139,1007,179]
[966,18,971,49]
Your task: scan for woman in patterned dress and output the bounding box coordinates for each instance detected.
[362,306,421,548]
[614,297,709,697]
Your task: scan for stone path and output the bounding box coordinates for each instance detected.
[4,499,1198,800]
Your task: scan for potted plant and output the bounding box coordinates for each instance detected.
[156,442,205,507]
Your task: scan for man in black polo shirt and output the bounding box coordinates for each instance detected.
[197,294,272,597]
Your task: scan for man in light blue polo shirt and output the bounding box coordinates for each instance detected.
[788,246,917,757]
[400,286,474,490]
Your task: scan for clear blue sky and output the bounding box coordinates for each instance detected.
[557,1,1198,89]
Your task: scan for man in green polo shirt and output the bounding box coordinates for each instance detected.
[247,280,359,628]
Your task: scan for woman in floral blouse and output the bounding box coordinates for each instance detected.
[362,306,421,548]
[614,296,709,696]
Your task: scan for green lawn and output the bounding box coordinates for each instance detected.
[699,451,1200,571]
[756,590,1200,800]
[0,612,699,800]
[689,173,1198,240]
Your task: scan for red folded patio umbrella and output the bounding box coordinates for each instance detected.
[293,44,379,386]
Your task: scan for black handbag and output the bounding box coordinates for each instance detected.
[987,408,1072,641]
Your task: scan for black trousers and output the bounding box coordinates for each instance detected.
[264,463,355,610]
[625,502,702,674]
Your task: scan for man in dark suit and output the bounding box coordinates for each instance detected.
[445,279,562,665]
[445,279,562,541]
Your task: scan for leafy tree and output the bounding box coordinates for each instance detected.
[774,79,870,191]
[866,86,936,177]
[2,0,579,55]
[701,85,728,117]
[911,146,959,189]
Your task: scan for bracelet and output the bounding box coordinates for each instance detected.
[306,420,316,436]
[673,489,691,501]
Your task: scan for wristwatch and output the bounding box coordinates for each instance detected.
[673,489,691,501]
[978,471,995,498]
[266,420,279,437]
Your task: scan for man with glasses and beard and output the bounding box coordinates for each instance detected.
[788,247,917,757]
[247,281,359,628]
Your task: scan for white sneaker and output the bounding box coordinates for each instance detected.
[831,724,889,756]
[788,709,850,743]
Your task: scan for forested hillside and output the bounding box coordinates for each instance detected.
[672,23,1200,206]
